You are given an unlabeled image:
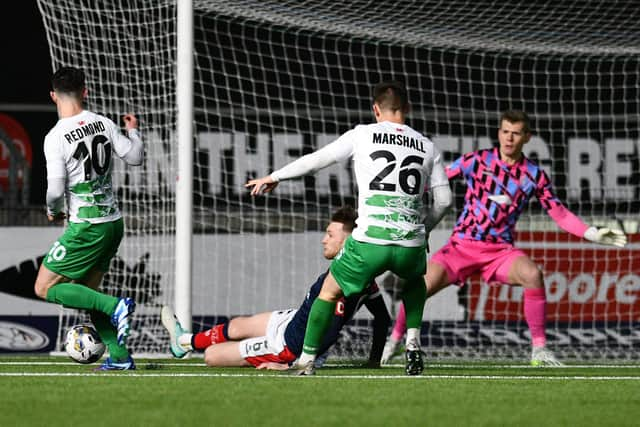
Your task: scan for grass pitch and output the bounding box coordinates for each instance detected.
[1,356,638,427]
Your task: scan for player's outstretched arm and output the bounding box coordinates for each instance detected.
[583,226,628,248]
[246,141,347,196]
[545,203,627,248]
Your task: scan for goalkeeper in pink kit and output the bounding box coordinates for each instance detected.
[382,110,628,366]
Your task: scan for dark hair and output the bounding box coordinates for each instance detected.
[373,81,409,113]
[331,205,357,233]
[51,67,85,98]
[500,110,531,134]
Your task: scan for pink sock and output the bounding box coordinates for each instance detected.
[391,302,407,342]
[524,288,547,347]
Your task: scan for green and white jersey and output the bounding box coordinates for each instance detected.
[44,110,139,224]
[326,121,448,247]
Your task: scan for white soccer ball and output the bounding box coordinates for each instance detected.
[64,324,106,364]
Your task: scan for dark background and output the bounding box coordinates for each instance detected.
[0,3,55,206]
[3,3,640,216]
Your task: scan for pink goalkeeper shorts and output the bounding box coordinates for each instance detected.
[430,236,528,285]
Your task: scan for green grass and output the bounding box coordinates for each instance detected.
[1,357,639,427]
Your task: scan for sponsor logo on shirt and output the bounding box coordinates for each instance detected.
[487,194,512,205]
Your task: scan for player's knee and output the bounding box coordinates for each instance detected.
[426,267,449,297]
[520,265,544,288]
[34,281,49,299]
[203,347,217,366]
[226,317,246,338]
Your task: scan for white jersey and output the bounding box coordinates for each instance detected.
[270,121,448,247]
[325,121,448,247]
[44,110,138,223]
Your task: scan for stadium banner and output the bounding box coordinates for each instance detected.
[0,227,459,318]
[467,232,640,322]
[336,319,640,353]
[108,130,640,209]
[0,316,57,353]
[2,228,637,321]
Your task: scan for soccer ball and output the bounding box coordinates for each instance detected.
[64,324,106,364]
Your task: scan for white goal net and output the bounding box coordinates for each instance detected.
[38,0,640,360]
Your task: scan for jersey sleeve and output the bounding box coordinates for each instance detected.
[446,151,474,180]
[428,145,449,189]
[534,169,562,211]
[43,133,67,180]
[536,169,590,237]
[43,133,67,215]
[270,128,356,182]
[107,118,144,165]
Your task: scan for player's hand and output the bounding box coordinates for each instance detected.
[583,226,627,248]
[245,176,279,196]
[47,211,66,225]
[123,114,138,130]
[256,362,290,370]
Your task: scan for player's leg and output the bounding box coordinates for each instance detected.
[382,261,450,364]
[34,262,118,313]
[84,269,133,367]
[36,221,130,317]
[296,238,389,374]
[506,255,546,342]
[205,312,297,368]
[391,238,466,343]
[40,220,134,351]
[499,254,563,366]
[295,272,343,374]
[389,244,429,375]
[204,341,251,367]
[399,274,426,375]
[227,311,273,338]
[171,311,275,355]
[381,301,406,363]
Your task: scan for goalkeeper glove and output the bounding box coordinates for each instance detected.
[583,226,628,248]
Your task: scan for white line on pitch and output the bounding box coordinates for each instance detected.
[1,361,640,369]
[0,372,638,380]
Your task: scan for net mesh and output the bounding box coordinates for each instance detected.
[38,0,640,360]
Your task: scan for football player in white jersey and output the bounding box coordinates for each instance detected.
[246,81,452,375]
[34,67,144,370]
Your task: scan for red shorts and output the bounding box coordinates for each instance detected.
[430,236,527,285]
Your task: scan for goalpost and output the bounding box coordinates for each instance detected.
[37,0,640,360]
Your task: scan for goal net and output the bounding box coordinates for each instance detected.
[38,0,640,361]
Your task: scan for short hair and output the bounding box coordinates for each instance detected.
[373,81,409,113]
[51,67,85,98]
[500,110,531,134]
[331,205,357,233]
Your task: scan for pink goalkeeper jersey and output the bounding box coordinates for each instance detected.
[448,148,563,244]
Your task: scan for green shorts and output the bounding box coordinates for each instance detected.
[43,218,124,280]
[330,236,426,297]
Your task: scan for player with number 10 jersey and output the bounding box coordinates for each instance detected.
[43,110,139,223]
[36,67,143,371]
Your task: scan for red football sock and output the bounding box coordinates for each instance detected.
[193,323,228,350]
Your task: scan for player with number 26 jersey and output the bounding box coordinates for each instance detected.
[318,121,449,247]
[248,82,452,375]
